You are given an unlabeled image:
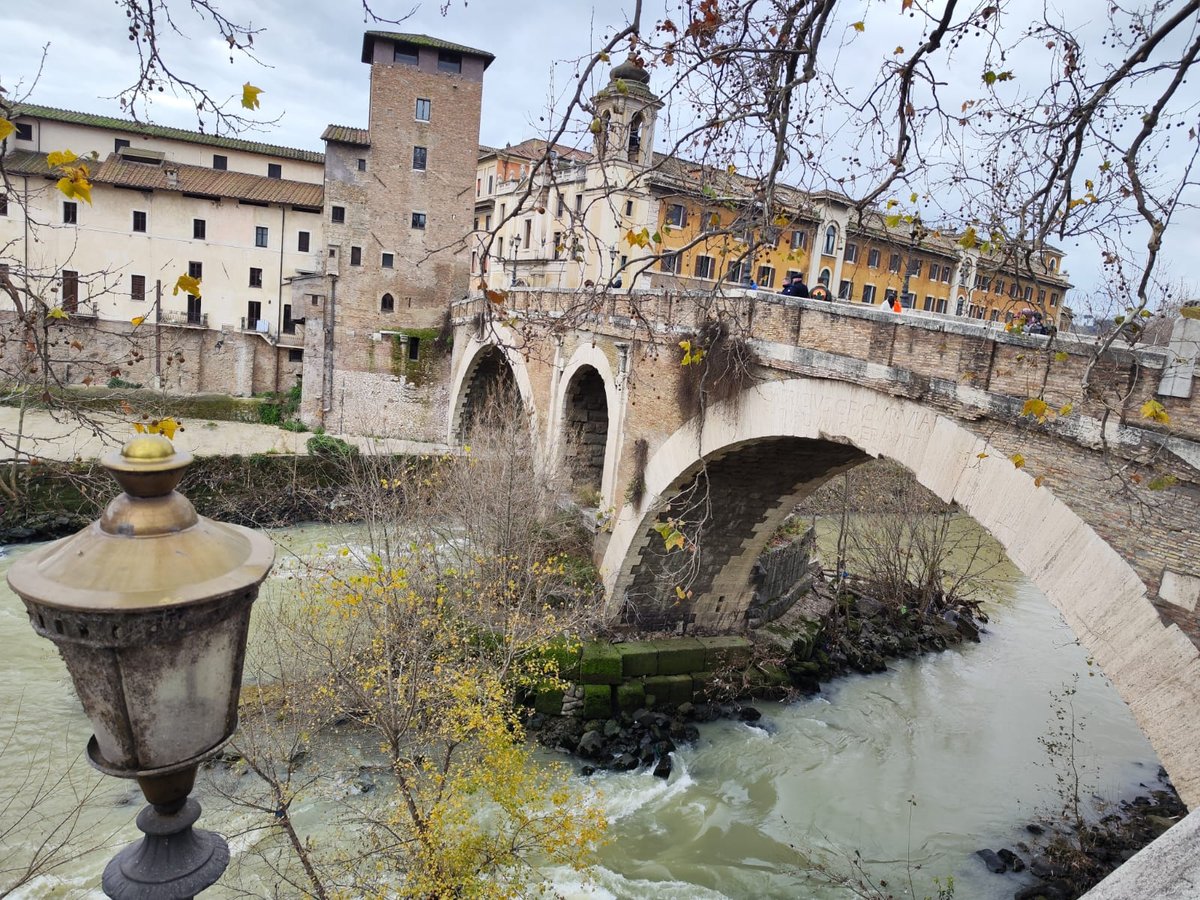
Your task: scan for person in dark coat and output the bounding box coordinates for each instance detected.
[783,274,810,297]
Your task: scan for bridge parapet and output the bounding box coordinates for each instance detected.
[452,288,1198,444]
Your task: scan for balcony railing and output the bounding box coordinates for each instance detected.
[240,316,271,336]
[160,310,208,327]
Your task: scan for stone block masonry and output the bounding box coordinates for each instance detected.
[450,288,1200,807]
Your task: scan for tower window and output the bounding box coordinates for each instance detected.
[413,146,427,170]
[437,51,462,74]
[415,98,431,121]
[394,45,419,66]
[381,293,395,312]
[267,163,282,179]
[331,206,345,223]
[212,154,227,170]
[411,212,427,230]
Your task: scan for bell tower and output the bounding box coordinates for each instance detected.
[591,55,662,168]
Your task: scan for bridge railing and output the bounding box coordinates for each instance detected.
[453,287,1199,439]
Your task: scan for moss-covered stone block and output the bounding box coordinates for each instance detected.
[581,683,613,718]
[533,684,564,716]
[579,642,623,684]
[536,640,582,680]
[616,642,658,678]
[653,638,707,675]
[643,674,693,708]
[697,635,753,671]
[690,670,714,700]
[616,680,646,713]
[744,663,789,693]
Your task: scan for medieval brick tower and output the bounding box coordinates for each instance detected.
[303,32,493,436]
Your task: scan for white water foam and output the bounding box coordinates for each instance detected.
[592,754,697,823]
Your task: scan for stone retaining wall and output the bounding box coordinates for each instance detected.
[534,636,754,719]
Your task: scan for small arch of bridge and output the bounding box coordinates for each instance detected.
[600,376,1200,806]
[552,344,622,505]
[447,334,537,445]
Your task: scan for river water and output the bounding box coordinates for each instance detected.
[0,521,1162,899]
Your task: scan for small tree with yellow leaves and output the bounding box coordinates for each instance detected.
[223,391,606,898]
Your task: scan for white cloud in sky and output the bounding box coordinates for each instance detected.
[3,0,1196,304]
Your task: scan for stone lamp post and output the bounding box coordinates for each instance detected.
[6,434,275,899]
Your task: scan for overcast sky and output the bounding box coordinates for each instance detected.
[4,0,1197,307]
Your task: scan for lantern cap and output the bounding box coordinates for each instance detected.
[6,435,274,612]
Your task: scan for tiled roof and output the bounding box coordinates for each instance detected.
[8,103,324,164]
[321,125,371,146]
[484,139,592,163]
[364,32,494,66]
[8,151,327,206]
[2,149,58,176]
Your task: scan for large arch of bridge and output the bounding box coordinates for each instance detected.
[600,376,1200,807]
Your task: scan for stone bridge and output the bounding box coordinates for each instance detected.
[447,288,1200,805]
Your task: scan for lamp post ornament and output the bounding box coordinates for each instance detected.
[7,434,275,899]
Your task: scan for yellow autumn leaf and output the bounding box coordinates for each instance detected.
[1021,397,1049,422]
[173,273,202,298]
[0,119,14,142]
[1054,351,1069,362]
[1140,399,1170,424]
[46,307,69,320]
[47,149,78,168]
[1011,453,1026,469]
[133,422,146,434]
[1059,402,1073,416]
[851,20,865,31]
[241,83,264,110]
[56,165,93,204]
[1034,475,1045,487]
[148,417,180,439]
[131,316,146,327]
[976,452,989,459]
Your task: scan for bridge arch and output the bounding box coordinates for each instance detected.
[601,376,1200,805]
[447,334,537,445]
[552,345,622,505]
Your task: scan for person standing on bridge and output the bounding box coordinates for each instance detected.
[783,274,810,297]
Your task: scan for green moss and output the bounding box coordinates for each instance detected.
[531,640,581,680]
[654,638,707,675]
[581,683,613,718]
[616,642,658,678]
[534,684,565,716]
[579,642,623,685]
[697,635,754,672]
[643,675,692,709]
[691,670,714,700]
[616,680,646,712]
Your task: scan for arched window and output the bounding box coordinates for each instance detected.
[1048,258,1057,272]
[819,267,832,286]
[628,112,643,161]
[381,293,394,312]
[823,224,838,256]
[956,296,966,316]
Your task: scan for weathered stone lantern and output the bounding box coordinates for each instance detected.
[6,434,275,898]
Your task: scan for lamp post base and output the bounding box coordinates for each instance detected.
[102,797,229,900]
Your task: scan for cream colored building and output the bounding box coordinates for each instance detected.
[1,104,325,359]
